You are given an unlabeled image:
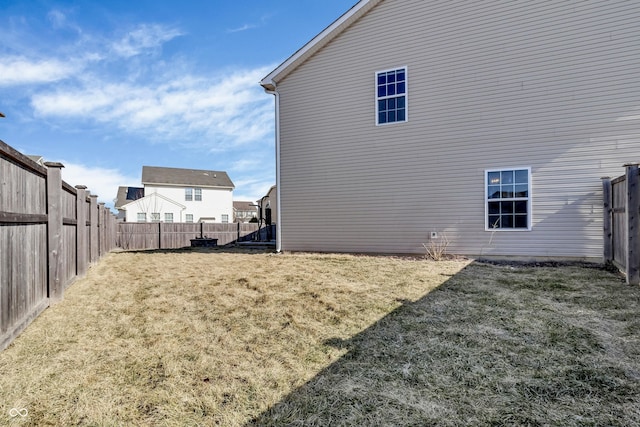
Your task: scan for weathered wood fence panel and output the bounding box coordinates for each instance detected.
[1,139,117,351]
[603,163,640,284]
[116,222,269,250]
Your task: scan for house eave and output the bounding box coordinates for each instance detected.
[143,182,235,190]
[259,0,381,90]
[120,192,187,210]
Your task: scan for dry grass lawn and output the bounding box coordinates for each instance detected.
[0,248,638,426]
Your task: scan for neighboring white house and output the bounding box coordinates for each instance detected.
[119,166,234,223]
[233,201,258,223]
[261,0,640,260]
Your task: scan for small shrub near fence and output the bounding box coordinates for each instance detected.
[1,139,117,351]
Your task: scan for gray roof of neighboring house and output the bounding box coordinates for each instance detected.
[114,186,144,209]
[141,166,235,189]
[233,201,255,211]
[27,155,45,165]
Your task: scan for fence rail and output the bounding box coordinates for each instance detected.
[1,139,117,351]
[602,163,640,284]
[117,222,274,250]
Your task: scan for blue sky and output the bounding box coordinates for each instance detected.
[0,0,355,208]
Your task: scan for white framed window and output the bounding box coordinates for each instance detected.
[194,188,202,201]
[185,188,193,201]
[376,67,407,125]
[151,212,160,222]
[485,168,531,231]
[137,212,146,222]
[165,213,173,223]
[221,214,229,223]
[185,214,193,223]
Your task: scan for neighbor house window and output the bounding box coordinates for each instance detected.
[165,213,173,223]
[151,212,160,222]
[221,214,229,223]
[486,168,531,230]
[194,188,202,201]
[186,214,193,223]
[376,67,407,125]
[137,212,146,222]
[185,188,193,201]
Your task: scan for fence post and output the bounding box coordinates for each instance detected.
[89,195,98,263]
[45,162,64,303]
[159,222,163,249]
[75,185,88,277]
[625,164,640,285]
[200,221,204,238]
[601,177,613,265]
[98,203,106,257]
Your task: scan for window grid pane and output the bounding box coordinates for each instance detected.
[377,68,407,125]
[486,169,529,230]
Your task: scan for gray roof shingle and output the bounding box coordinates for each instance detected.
[141,166,235,189]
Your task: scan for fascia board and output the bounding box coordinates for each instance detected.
[260,0,381,90]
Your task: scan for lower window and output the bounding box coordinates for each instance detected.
[486,168,531,230]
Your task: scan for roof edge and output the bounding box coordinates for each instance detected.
[120,192,187,210]
[142,181,235,190]
[260,0,381,90]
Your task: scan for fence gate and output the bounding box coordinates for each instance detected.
[603,163,640,284]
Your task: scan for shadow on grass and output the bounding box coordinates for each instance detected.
[247,262,639,426]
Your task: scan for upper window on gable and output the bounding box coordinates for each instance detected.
[376,67,407,125]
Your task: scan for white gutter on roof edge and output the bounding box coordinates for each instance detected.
[264,88,282,252]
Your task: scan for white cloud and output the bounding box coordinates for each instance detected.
[60,162,138,207]
[47,9,82,33]
[0,56,78,86]
[227,24,256,33]
[111,24,183,58]
[31,66,275,148]
[232,177,274,202]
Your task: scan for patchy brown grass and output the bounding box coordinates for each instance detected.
[0,249,638,426]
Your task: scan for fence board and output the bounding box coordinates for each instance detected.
[612,177,627,270]
[116,222,266,250]
[605,165,640,284]
[1,139,117,351]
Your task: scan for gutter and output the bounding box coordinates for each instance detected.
[263,87,282,252]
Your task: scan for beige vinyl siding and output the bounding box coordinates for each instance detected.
[275,0,640,259]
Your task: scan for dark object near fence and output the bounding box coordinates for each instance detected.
[190,237,218,247]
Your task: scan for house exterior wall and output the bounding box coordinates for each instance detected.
[123,193,186,223]
[274,0,640,259]
[138,185,233,223]
[260,186,278,225]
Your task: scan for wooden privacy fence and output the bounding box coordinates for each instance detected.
[1,139,117,351]
[602,163,640,284]
[117,222,271,250]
